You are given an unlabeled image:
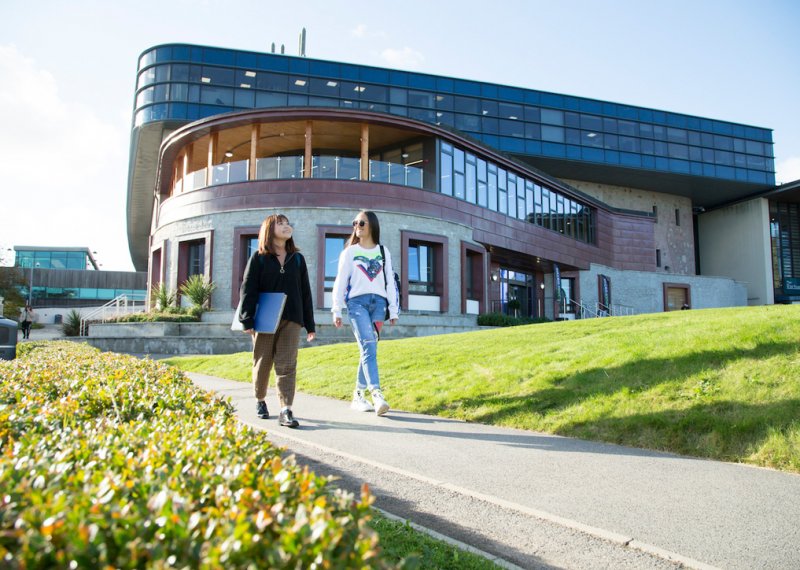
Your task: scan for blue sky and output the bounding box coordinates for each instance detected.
[1,0,798,271]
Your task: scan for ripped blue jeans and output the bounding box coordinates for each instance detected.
[346,294,387,391]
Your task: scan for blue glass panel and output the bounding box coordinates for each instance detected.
[566,145,581,159]
[482,134,499,148]
[361,67,389,83]
[579,99,602,114]
[481,84,498,98]
[669,159,690,173]
[604,150,619,164]
[498,86,523,102]
[766,172,775,184]
[563,96,580,111]
[690,162,703,175]
[189,46,204,63]
[524,90,541,104]
[666,114,686,127]
[154,47,172,63]
[620,152,641,167]
[702,163,716,177]
[203,48,235,66]
[289,58,309,74]
[236,52,257,68]
[437,77,454,92]
[187,104,201,120]
[139,49,156,68]
[617,105,637,120]
[715,165,735,179]
[526,140,542,154]
[408,73,435,89]
[652,111,666,124]
[539,93,564,108]
[339,64,359,80]
[171,45,190,61]
[732,124,745,138]
[581,147,603,162]
[735,168,749,181]
[310,61,340,78]
[655,157,670,170]
[641,155,655,169]
[499,137,524,152]
[454,79,480,96]
[170,103,188,119]
[390,70,408,86]
[638,109,653,122]
[602,102,617,116]
[258,54,289,71]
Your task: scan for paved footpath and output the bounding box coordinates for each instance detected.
[188,372,799,570]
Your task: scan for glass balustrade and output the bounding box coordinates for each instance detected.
[174,154,423,194]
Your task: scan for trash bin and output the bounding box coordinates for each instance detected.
[54,314,63,324]
[0,317,18,360]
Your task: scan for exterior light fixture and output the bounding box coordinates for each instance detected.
[491,271,500,282]
[225,151,234,158]
[539,282,545,290]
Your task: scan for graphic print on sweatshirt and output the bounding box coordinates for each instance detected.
[353,250,384,281]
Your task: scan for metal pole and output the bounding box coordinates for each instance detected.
[28,263,33,305]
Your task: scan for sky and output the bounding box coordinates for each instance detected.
[1,0,798,271]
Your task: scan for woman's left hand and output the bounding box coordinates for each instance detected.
[307,332,316,342]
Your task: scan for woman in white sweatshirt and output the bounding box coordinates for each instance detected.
[332,210,399,416]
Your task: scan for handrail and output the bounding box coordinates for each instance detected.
[79,295,144,336]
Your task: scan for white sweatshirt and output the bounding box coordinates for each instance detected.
[331,243,399,319]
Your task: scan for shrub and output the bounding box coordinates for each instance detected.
[0,342,385,568]
[151,282,176,312]
[477,312,550,327]
[180,275,216,314]
[61,309,82,336]
[107,312,199,323]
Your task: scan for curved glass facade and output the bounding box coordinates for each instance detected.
[134,44,775,187]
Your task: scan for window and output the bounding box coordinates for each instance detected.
[408,243,435,294]
[675,208,681,226]
[187,241,205,277]
[656,249,662,267]
[324,236,346,291]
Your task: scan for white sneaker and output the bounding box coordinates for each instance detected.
[351,389,374,412]
[371,389,390,416]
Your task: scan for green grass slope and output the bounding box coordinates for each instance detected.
[167,305,800,472]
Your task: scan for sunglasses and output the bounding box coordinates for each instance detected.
[352,220,367,227]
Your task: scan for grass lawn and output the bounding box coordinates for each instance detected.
[166,304,800,473]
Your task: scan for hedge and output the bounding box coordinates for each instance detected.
[476,313,550,327]
[0,342,388,568]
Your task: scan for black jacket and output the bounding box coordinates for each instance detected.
[239,251,316,333]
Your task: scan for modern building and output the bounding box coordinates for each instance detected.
[5,246,147,323]
[126,43,799,324]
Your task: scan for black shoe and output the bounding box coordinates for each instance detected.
[279,409,299,428]
[256,401,269,419]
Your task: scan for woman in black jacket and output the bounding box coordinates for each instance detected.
[239,213,316,428]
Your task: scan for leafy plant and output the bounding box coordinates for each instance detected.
[180,274,216,314]
[151,282,176,311]
[0,266,26,319]
[477,312,549,327]
[108,312,199,323]
[0,342,385,568]
[61,309,82,336]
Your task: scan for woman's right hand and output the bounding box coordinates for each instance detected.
[333,316,342,328]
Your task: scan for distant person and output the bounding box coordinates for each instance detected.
[332,210,399,416]
[19,304,35,339]
[239,214,316,428]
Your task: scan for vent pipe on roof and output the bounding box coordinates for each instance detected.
[299,27,306,57]
[271,42,275,53]
[280,44,285,54]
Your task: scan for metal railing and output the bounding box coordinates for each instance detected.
[79,295,145,336]
[573,300,636,319]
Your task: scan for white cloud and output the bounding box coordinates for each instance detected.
[775,156,800,185]
[351,24,368,38]
[0,45,133,270]
[380,46,425,69]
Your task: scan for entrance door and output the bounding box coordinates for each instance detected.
[665,286,690,311]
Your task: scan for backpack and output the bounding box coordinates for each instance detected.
[379,245,401,320]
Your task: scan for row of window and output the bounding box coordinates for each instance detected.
[770,201,800,291]
[135,67,774,163]
[138,46,772,142]
[440,142,596,244]
[27,287,146,302]
[16,251,93,270]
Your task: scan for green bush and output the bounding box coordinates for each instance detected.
[0,342,386,568]
[180,275,216,314]
[477,312,550,327]
[151,282,176,312]
[61,309,82,336]
[107,312,199,323]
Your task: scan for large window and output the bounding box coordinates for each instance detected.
[408,242,435,294]
[324,236,347,291]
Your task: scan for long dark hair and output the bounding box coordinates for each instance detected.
[257,213,298,255]
[346,210,380,247]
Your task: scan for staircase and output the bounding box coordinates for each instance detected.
[79,295,146,336]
